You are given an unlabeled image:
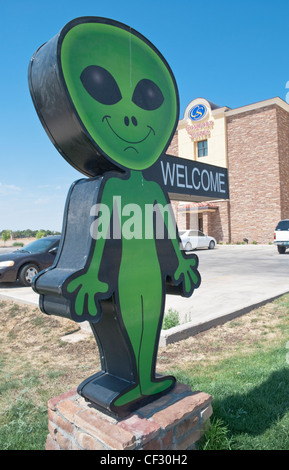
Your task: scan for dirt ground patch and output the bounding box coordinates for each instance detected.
[0,295,287,399]
[157,300,287,371]
[0,237,36,248]
[0,300,99,400]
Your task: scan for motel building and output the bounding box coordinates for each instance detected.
[166,96,289,244]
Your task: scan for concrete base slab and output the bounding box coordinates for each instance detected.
[61,330,92,343]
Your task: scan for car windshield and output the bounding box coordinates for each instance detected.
[18,238,58,253]
[276,221,289,230]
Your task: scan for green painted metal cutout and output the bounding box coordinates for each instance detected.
[29,17,201,417]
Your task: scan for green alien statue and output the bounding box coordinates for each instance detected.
[29,17,201,416]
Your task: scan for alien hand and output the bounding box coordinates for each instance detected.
[66,273,109,318]
[174,256,200,296]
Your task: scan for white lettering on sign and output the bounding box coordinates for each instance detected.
[161,160,175,185]
[192,167,200,190]
[176,164,185,188]
[160,160,226,194]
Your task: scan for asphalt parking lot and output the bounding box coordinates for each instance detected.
[0,244,288,345]
[163,243,289,344]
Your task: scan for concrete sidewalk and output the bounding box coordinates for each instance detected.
[0,244,288,346]
[162,244,289,345]
[0,283,39,307]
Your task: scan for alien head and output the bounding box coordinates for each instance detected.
[29,17,179,175]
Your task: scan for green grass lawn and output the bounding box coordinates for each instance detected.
[1,295,289,450]
[175,347,289,450]
[161,296,289,450]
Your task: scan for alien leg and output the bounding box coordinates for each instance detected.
[137,290,175,397]
[112,290,144,407]
[113,280,175,408]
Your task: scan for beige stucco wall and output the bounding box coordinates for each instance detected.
[177,98,228,168]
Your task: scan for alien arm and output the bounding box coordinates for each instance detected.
[153,184,200,296]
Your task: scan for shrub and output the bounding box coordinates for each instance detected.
[162,309,180,330]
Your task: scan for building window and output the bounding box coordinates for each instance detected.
[197,140,208,157]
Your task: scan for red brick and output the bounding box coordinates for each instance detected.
[175,415,199,439]
[48,388,78,411]
[71,442,81,450]
[227,105,283,244]
[175,429,201,450]
[118,415,160,444]
[46,384,211,451]
[137,392,175,417]
[167,132,178,156]
[48,408,74,435]
[55,428,72,450]
[141,438,162,450]
[57,399,82,423]
[160,429,173,449]
[150,392,211,430]
[76,431,106,450]
[74,409,136,450]
[45,433,60,450]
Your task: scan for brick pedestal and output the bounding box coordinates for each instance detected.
[46,383,212,451]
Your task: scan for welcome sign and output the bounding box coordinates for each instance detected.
[145,153,229,200]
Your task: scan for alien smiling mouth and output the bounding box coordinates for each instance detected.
[102,115,155,153]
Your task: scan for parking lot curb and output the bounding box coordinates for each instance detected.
[159,290,289,347]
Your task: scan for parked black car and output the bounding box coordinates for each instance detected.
[0,236,60,286]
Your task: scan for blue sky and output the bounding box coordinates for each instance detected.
[1,0,289,231]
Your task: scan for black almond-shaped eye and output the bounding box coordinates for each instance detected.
[132,79,164,110]
[80,65,122,105]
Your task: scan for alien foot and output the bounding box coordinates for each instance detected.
[113,376,175,408]
[113,385,142,407]
[141,376,175,398]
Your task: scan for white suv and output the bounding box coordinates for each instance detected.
[274,220,289,254]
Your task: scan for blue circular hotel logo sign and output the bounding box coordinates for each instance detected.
[189,104,207,121]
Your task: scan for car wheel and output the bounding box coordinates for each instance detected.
[208,241,215,250]
[18,263,39,286]
[277,246,286,254]
[185,242,192,251]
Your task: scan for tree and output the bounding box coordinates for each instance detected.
[1,230,11,246]
[36,230,45,239]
